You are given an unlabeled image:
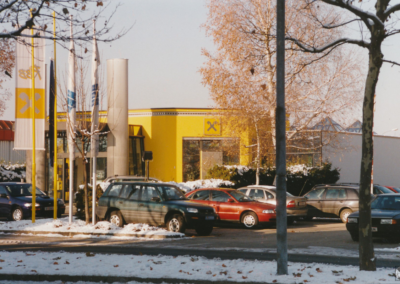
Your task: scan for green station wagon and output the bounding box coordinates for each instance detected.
[96,182,217,235]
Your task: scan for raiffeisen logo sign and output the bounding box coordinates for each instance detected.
[204,118,221,136]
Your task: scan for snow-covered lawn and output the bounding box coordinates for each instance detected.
[0,217,183,238]
[0,250,397,283]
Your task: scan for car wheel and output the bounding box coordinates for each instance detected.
[11,207,23,221]
[195,224,213,236]
[167,214,186,233]
[350,232,359,242]
[109,210,124,228]
[340,209,352,223]
[242,212,259,229]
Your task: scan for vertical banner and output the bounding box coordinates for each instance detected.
[14,30,45,150]
[91,20,101,224]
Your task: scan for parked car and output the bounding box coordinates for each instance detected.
[186,188,276,229]
[346,194,400,242]
[0,182,65,221]
[384,186,400,193]
[96,182,217,235]
[303,183,389,223]
[238,185,307,223]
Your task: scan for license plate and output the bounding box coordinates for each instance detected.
[205,216,214,220]
[45,207,54,211]
[372,227,378,232]
[298,202,306,206]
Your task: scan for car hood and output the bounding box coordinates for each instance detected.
[165,200,214,210]
[350,209,400,219]
[13,195,54,204]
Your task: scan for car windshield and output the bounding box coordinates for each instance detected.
[374,185,393,194]
[229,190,254,202]
[371,196,400,210]
[5,184,45,197]
[160,185,187,201]
[268,189,294,197]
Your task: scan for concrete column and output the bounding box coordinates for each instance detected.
[25,150,46,191]
[107,59,129,177]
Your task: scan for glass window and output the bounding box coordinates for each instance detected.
[238,189,248,194]
[373,185,393,194]
[119,185,132,199]
[107,184,123,197]
[249,189,265,200]
[372,196,400,210]
[129,137,144,176]
[141,186,161,201]
[161,186,187,201]
[182,140,200,182]
[266,192,274,199]
[203,140,221,151]
[211,191,231,202]
[228,190,253,202]
[99,135,107,152]
[222,139,239,165]
[0,186,7,195]
[305,188,325,199]
[5,184,45,197]
[129,185,141,200]
[192,190,210,201]
[325,188,346,199]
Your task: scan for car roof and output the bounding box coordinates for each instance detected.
[105,175,159,181]
[244,185,276,189]
[0,182,27,185]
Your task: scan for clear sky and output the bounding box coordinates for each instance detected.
[2,0,400,135]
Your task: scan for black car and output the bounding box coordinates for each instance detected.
[302,183,391,223]
[96,182,217,235]
[0,182,65,221]
[347,194,400,242]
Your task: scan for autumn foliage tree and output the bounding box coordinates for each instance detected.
[200,0,364,183]
[0,37,15,117]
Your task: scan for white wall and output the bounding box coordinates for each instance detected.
[323,132,400,186]
[0,141,25,164]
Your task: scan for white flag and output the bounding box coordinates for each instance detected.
[14,29,46,150]
[91,20,100,156]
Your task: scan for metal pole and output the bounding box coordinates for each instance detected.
[92,157,96,224]
[30,9,36,223]
[53,11,58,219]
[276,0,288,275]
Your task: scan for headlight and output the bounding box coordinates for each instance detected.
[187,208,198,213]
[262,210,275,214]
[24,203,40,207]
[381,219,396,224]
[347,218,358,223]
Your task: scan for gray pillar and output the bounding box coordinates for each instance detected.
[107,58,129,177]
[25,150,46,191]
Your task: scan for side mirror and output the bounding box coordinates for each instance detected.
[0,193,8,199]
[227,198,234,203]
[151,196,161,202]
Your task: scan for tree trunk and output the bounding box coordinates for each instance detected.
[358,38,382,271]
[83,161,90,225]
[255,122,261,185]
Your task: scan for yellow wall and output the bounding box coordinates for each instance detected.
[128,108,240,182]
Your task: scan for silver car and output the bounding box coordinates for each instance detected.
[238,185,308,223]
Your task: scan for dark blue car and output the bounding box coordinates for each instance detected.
[0,182,65,221]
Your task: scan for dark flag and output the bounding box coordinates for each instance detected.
[49,59,55,166]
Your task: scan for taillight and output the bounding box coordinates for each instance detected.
[287,200,295,208]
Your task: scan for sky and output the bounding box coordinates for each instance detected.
[2,0,400,135]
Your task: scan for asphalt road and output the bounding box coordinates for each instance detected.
[1,218,400,268]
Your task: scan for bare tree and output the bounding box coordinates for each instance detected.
[200,0,363,183]
[285,0,400,271]
[0,36,15,117]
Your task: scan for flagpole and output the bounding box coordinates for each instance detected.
[30,9,36,223]
[53,11,58,219]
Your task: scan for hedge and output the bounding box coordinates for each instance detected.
[205,162,340,196]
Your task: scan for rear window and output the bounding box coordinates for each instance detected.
[106,184,123,197]
[304,188,325,199]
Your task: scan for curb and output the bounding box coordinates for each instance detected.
[0,230,184,239]
[0,274,273,284]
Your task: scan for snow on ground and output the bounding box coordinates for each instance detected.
[168,179,235,193]
[0,217,183,238]
[0,250,398,283]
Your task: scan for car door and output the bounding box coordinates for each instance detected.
[304,187,326,217]
[116,185,134,223]
[122,185,141,223]
[345,188,359,212]
[323,188,340,216]
[0,186,10,217]
[137,185,164,225]
[210,190,239,221]
[190,190,210,206]
[106,184,124,209]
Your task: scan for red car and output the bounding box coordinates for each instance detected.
[186,188,276,229]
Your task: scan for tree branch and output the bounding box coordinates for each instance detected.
[0,0,18,14]
[384,4,400,18]
[382,59,400,67]
[286,36,370,53]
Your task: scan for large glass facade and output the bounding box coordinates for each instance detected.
[182,139,239,182]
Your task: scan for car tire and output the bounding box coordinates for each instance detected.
[109,210,124,228]
[241,212,259,229]
[11,207,23,221]
[340,209,352,223]
[195,224,213,236]
[167,214,186,233]
[350,232,359,242]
